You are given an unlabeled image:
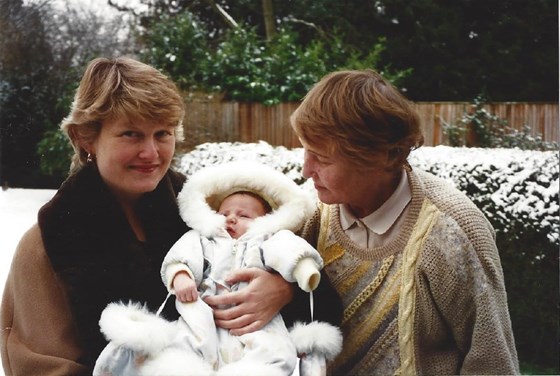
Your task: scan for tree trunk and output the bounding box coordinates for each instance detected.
[262,0,275,40]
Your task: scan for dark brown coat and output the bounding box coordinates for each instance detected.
[1,165,187,375]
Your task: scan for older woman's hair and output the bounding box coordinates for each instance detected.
[61,56,185,175]
[290,69,423,170]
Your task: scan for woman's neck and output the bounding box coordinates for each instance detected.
[119,199,146,242]
[347,169,403,218]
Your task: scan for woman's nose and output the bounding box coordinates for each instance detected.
[302,162,311,178]
[139,138,158,159]
[302,154,313,178]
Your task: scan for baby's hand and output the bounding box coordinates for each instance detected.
[172,272,199,302]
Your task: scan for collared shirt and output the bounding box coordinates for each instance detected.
[339,169,411,248]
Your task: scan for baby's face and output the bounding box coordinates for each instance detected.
[218,193,268,239]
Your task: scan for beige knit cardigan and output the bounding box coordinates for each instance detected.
[300,168,519,375]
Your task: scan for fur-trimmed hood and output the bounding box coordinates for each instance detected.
[177,161,316,238]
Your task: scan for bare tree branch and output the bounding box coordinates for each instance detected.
[107,0,140,17]
[283,16,326,39]
[204,0,238,29]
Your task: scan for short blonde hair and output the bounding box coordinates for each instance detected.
[61,56,185,175]
[290,69,423,170]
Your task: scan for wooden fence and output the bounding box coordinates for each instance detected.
[181,99,559,150]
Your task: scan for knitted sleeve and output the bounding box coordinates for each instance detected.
[414,204,519,375]
[298,207,322,248]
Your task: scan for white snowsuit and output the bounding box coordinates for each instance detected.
[94,161,342,376]
[163,229,323,374]
[162,161,323,375]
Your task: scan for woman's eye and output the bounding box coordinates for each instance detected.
[308,151,330,165]
[156,130,173,138]
[121,131,139,138]
[318,154,335,165]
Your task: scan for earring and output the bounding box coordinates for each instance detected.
[87,153,93,163]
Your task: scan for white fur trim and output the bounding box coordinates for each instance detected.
[289,321,343,361]
[98,302,177,354]
[177,161,316,238]
[139,347,215,376]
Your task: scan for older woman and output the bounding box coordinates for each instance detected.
[289,69,519,375]
[0,57,290,376]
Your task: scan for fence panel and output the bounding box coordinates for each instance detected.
[181,100,558,150]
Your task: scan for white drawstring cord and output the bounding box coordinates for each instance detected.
[156,291,172,317]
[309,290,314,322]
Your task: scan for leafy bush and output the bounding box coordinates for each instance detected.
[176,141,559,371]
[140,12,407,104]
[140,11,210,90]
[36,129,73,177]
[176,141,307,185]
[199,26,331,104]
[443,96,558,151]
[409,147,559,245]
[35,78,78,179]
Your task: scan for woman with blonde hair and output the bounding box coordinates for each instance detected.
[0,57,292,375]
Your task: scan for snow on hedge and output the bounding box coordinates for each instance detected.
[409,146,559,244]
[176,142,559,245]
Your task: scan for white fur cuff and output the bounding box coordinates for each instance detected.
[289,321,343,361]
[99,302,178,354]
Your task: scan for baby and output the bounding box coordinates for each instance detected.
[172,190,320,303]
[159,162,326,375]
[94,161,342,376]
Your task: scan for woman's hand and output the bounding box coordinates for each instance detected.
[203,268,294,336]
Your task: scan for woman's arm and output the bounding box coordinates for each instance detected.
[418,215,519,375]
[1,225,88,376]
[203,268,294,336]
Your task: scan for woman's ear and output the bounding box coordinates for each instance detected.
[68,126,93,154]
[386,147,404,170]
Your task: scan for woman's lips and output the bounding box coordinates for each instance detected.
[314,182,325,191]
[132,164,158,173]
